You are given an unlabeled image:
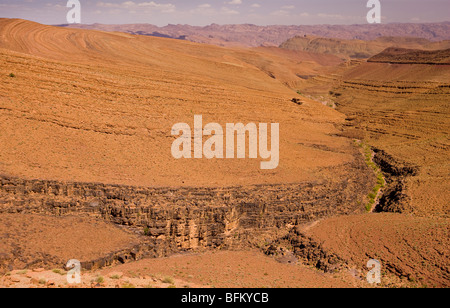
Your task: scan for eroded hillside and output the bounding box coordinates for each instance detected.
[0,19,448,288]
[296,50,450,218]
[280,36,450,59]
[0,19,362,188]
[0,19,376,280]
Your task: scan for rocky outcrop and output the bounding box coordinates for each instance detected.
[263,227,345,273]
[372,149,419,213]
[0,156,373,258]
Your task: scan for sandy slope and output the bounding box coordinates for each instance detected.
[0,19,356,188]
[1,250,364,288]
[337,62,450,217]
[0,213,140,271]
[304,213,449,287]
[294,49,450,218]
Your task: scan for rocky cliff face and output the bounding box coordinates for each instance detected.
[0,155,373,258]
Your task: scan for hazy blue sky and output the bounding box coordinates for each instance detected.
[0,0,449,26]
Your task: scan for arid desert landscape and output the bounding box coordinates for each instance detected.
[0,14,449,289]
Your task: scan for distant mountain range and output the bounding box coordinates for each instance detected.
[59,22,450,47]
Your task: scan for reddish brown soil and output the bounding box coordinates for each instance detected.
[99,250,361,288]
[296,57,450,217]
[338,63,449,217]
[0,214,140,271]
[1,250,366,288]
[276,42,450,288]
[0,267,206,289]
[0,18,355,188]
[304,213,450,287]
[0,19,448,289]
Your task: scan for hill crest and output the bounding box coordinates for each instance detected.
[367,47,450,64]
